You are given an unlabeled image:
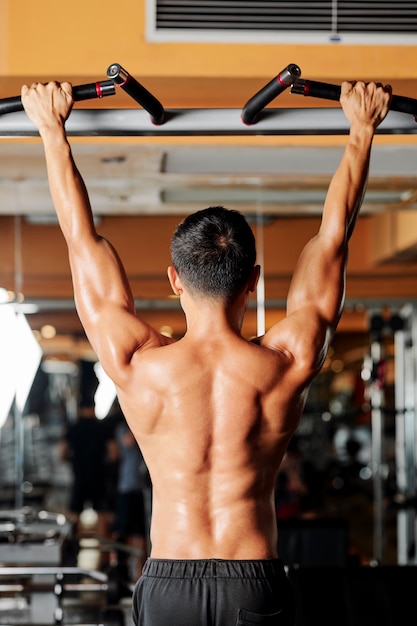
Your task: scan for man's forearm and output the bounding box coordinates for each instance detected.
[322,80,392,243]
[320,123,375,243]
[40,127,96,244]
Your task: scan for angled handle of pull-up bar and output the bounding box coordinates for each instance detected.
[241,63,302,125]
[291,79,417,119]
[107,63,166,126]
[0,80,116,116]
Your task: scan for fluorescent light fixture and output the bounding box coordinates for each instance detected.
[25,215,102,225]
[13,303,39,314]
[14,313,43,412]
[161,188,405,205]
[0,307,42,426]
[0,304,19,427]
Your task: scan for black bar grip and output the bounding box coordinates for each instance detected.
[71,80,116,101]
[107,63,166,126]
[0,80,116,116]
[241,63,302,125]
[291,79,417,118]
[291,79,340,102]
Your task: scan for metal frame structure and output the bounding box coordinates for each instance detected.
[394,304,417,565]
[364,306,417,565]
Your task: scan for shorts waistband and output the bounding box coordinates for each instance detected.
[142,558,285,579]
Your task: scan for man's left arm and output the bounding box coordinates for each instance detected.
[263,82,392,376]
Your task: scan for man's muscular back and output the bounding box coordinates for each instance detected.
[117,324,307,560]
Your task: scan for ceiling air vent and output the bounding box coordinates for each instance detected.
[147,0,417,43]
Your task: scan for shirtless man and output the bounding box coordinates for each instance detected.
[22,80,391,625]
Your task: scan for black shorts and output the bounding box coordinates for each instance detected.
[132,558,296,626]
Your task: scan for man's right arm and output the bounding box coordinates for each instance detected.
[262,81,391,379]
[21,82,172,385]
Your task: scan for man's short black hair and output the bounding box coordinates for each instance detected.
[171,206,256,300]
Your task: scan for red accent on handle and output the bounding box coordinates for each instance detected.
[117,75,130,88]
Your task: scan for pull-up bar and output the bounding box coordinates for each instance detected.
[241,63,302,125]
[0,80,116,116]
[106,63,166,126]
[291,79,417,118]
[0,64,416,137]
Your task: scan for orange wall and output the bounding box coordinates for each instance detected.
[4,0,417,82]
[0,0,7,75]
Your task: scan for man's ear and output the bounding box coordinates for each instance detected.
[167,266,183,296]
[248,265,261,293]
